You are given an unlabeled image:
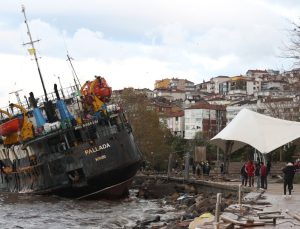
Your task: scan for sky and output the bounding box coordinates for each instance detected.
[0,0,299,106]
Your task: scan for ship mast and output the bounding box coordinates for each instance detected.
[66,54,81,90]
[21,5,49,102]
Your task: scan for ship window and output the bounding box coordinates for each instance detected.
[87,125,98,140]
[48,136,67,153]
[110,115,123,131]
[74,129,84,143]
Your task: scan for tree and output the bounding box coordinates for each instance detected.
[116,88,172,171]
[170,135,187,158]
[283,21,300,64]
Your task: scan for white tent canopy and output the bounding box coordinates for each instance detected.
[210,108,300,154]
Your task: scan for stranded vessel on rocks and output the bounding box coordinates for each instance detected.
[0,6,141,199]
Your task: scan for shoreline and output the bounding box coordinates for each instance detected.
[132,173,300,228]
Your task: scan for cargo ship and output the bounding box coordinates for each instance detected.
[0,6,142,199]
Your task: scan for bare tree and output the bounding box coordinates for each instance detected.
[283,21,300,65]
[259,98,300,121]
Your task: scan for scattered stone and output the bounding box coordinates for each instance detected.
[134,175,237,228]
[134,215,161,228]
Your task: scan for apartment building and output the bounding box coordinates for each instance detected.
[184,103,226,140]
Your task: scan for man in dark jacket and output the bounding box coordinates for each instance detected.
[241,163,248,186]
[282,162,296,197]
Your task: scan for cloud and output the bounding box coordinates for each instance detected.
[0,0,299,107]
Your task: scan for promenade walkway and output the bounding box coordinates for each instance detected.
[219,180,300,228]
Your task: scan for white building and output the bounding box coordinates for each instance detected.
[164,111,185,137]
[154,88,186,101]
[246,78,261,95]
[212,76,230,94]
[184,103,226,140]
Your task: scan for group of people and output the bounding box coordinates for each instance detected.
[240,160,269,189]
[192,161,211,177]
[240,159,297,197]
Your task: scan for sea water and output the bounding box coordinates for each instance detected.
[0,190,178,229]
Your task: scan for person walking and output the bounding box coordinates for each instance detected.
[260,162,267,189]
[246,160,255,187]
[220,163,225,175]
[196,163,201,177]
[192,162,196,175]
[282,162,296,198]
[255,162,261,189]
[206,162,211,176]
[202,161,206,175]
[240,163,248,186]
[267,161,271,175]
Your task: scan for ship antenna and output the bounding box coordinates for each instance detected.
[66,54,81,90]
[21,5,49,102]
[9,89,23,105]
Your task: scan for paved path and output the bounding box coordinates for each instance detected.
[258,183,300,228]
[226,181,300,228]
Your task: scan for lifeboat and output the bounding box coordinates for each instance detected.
[0,117,23,136]
[93,78,112,101]
[81,77,112,102]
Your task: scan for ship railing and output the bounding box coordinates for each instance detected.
[37,84,79,105]
[0,84,79,111]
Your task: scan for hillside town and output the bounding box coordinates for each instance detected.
[114,68,300,141]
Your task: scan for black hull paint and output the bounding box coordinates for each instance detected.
[51,160,141,199]
[0,120,142,199]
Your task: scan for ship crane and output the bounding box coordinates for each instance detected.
[9,103,34,142]
[0,109,19,145]
[80,77,110,116]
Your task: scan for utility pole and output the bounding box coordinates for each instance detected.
[21,5,48,102]
[9,89,23,105]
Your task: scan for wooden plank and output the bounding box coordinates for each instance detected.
[221,215,265,227]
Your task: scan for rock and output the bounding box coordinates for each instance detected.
[137,183,178,199]
[180,197,195,206]
[144,209,166,214]
[170,192,180,201]
[195,194,204,203]
[225,192,233,199]
[181,213,195,221]
[139,215,161,226]
[177,220,193,227]
[183,184,197,194]
[187,203,197,214]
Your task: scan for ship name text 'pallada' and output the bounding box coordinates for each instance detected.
[84,143,111,155]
